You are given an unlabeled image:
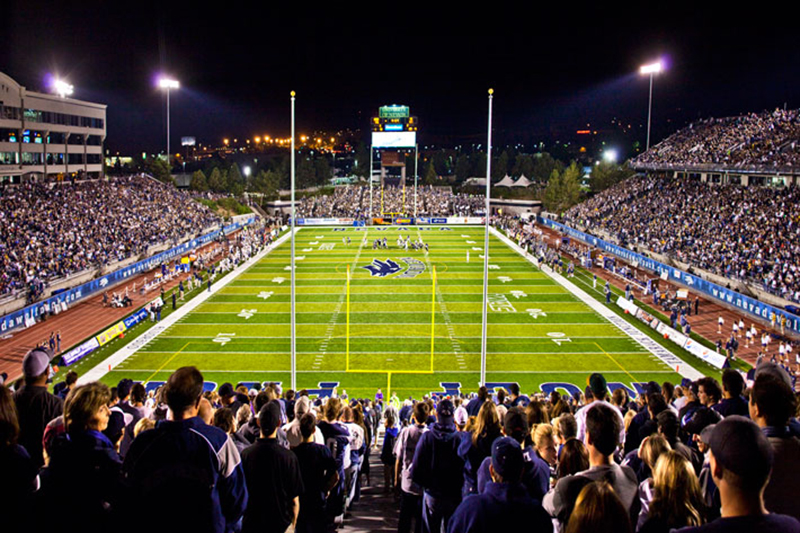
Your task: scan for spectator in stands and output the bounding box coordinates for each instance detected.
[0,384,39,531]
[241,401,303,533]
[717,369,749,418]
[544,402,639,529]
[675,416,800,533]
[395,400,430,533]
[565,481,632,533]
[466,386,490,417]
[556,438,589,481]
[508,382,530,407]
[13,347,63,468]
[317,397,351,524]
[638,451,706,533]
[121,366,248,533]
[447,436,553,533]
[283,395,324,448]
[411,399,465,533]
[748,364,800,520]
[53,370,78,400]
[635,435,672,528]
[697,377,723,412]
[458,400,502,497]
[576,373,625,446]
[40,381,121,532]
[293,413,339,533]
[656,410,703,474]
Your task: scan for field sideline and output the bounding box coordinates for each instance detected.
[98,226,687,399]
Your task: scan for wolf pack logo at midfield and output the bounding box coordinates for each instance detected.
[362,257,426,278]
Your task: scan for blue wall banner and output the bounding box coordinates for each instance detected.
[539,217,800,335]
[0,217,255,335]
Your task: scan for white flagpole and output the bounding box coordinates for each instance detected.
[290,90,297,391]
[480,89,494,387]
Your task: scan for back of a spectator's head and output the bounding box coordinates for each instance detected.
[503,407,529,443]
[165,366,204,414]
[509,382,520,396]
[0,385,19,446]
[299,413,316,440]
[558,438,589,479]
[589,373,608,401]
[213,407,235,434]
[413,401,430,424]
[294,395,312,418]
[65,371,79,386]
[656,410,680,443]
[661,381,674,402]
[490,436,525,483]
[258,400,283,437]
[478,386,489,401]
[709,415,773,491]
[640,434,671,470]
[611,388,628,408]
[647,393,668,417]
[565,481,632,533]
[750,372,797,428]
[130,382,146,404]
[117,378,133,400]
[22,347,53,383]
[557,413,578,441]
[586,403,621,456]
[721,369,745,397]
[324,397,341,421]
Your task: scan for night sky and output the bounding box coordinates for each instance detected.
[4,2,800,155]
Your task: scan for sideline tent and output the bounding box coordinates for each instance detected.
[496,175,515,187]
[512,175,532,187]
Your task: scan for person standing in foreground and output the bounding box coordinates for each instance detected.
[675,416,800,533]
[121,367,248,533]
[241,401,304,533]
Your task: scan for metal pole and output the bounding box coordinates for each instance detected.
[414,143,418,219]
[290,91,297,390]
[646,73,654,151]
[369,147,373,220]
[480,89,494,387]
[165,88,171,166]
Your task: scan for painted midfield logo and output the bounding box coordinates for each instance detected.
[362,258,426,279]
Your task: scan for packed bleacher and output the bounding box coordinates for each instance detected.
[561,175,800,304]
[0,176,222,301]
[2,354,799,533]
[632,108,800,170]
[296,185,486,219]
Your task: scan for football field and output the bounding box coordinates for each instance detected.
[106,226,682,398]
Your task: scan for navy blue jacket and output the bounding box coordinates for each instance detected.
[411,422,465,500]
[447,481,552,533]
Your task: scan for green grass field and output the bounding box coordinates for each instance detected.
[104,226,683,398]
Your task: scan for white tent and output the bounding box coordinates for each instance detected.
[496,175,516,187]
[512,174,532,187]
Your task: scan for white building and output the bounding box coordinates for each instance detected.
[0,71,106,184]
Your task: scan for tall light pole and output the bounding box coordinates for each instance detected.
[480,89,494,387]
[290,90,297,391]
[639,61,662,151]
[158,77,180,166]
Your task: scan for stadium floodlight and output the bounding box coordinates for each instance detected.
[53,79,74,98]
[158,77,180,167]
[603,149,618,163]
[639,60,664,151]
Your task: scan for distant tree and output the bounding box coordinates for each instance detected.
[455,154,470,182]
[314,156,332,185]
[146,157,172,183]
[470,152,487,179]
[493,150,509,181]
[354,142,370,178]
[424,160,438,185]
[590,161,634,193]
[296,157,316,189]
[532,152,562,183]
[207,167,223,192]
[250,169,280,202]
[512,154,535,179]
[543,162,583,213]
[190,169,208,191]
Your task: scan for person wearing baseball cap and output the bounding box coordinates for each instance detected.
[675,416,800,533]
[447,437,552,533]
[13,347,63,468]
[575,373,625,446]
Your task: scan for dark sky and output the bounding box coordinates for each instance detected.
[4,2,800,154]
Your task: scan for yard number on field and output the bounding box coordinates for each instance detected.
[526,308,547,319]
[547,332,571,346]
[257,291,273,300]
[213,333,236,346]
[238,309,257,319]
[510,290,527,299]
[498,276,513,283]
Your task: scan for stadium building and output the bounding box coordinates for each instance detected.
[0,71,106,184]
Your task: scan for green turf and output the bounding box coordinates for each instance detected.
[103,227,685,398]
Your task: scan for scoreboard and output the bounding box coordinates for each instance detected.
[372,104,418,148]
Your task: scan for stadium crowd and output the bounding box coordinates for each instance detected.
[296,185,485,220]
[561,175,800,303]
[0,176,222,300]
[632,108,800,170]
[2,349,799,533]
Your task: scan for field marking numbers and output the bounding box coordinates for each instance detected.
[257,291,274,300]
[488,294,517,313]
[548,331,572,346]
[510,290,527,299]
[238,309,257,320]
[498,276,513,283]
[319,243,335,250]
[213,333,236,346]
[526,308,547,319]
[272,277,286,284]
